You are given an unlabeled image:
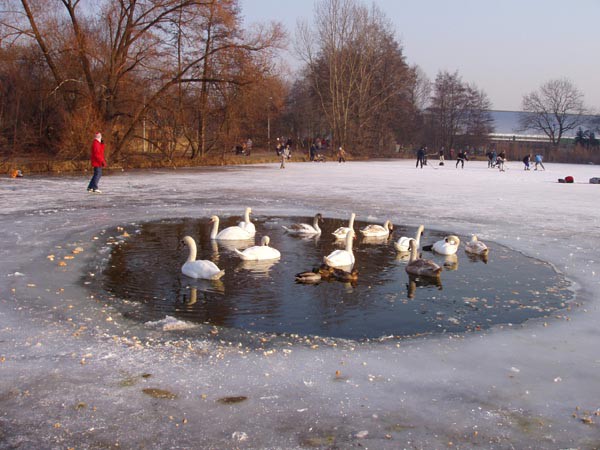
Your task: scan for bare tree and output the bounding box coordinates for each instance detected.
[427,71,493,150]
[519,78,587,146]
[1,0,283,160]
[408,65,431,112]
[296,0,411,152]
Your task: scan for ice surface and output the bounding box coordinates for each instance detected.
[1,160,600,448]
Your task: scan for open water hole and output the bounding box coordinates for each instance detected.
[96,215,572,340]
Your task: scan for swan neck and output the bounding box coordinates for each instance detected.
[313,216,321,233]
[346,232,354,252]
[348,213,355,229]
[210,217,219,239]
[244,208,251,223]
[409,241,417,263]
[416,225,424,245]
[186,238,197,262]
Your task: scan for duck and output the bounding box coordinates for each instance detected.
[405,238,442,278]
[332,268,359,283]
[332,213,356,239]
[464,234,489,256]
[324,229,355,268]
[425,235,460,255]
[181,236,225,280]
[359,220,393,238]
[237,207,256,237]
[295,269,322,284]
[282,213,323,235]
[317,263,336,279]
[234,236,281,261]
[395,224,425,252]
[210,215,253,241]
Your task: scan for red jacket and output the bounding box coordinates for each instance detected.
[91,139,106,168]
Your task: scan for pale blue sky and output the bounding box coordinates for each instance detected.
[240,0,600,112]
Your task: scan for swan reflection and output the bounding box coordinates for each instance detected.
[395,251,410,262]
[443,254,459,271]
[466,252,488,264]
[237,259,279,276]
[407,275,443,299]
[184,282,225,305]
[213,238,255,253]
[360,235,390,245]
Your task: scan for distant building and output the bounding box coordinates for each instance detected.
[488,110,598,143]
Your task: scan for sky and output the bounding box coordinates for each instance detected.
[239,0,600,112]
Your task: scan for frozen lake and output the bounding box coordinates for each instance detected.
[1,159,599,448]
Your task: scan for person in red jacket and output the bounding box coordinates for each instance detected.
[87,132,106,193]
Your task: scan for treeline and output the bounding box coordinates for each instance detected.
[0,0,495,166]
[0,0,285,163]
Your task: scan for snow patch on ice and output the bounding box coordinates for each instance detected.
[145,315,198,331]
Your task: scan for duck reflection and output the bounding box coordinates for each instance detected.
[406,275,443,299]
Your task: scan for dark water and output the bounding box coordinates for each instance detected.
[97,216,572,340]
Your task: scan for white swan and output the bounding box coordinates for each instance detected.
[465,235,489,256]
[324,229,355,268]
[359,220,393,238]
[234,236,281,261]
[210,215,253,241]
[181,236,225,280]
[431,235,460,255]
[395,224,425,252]
[282,213,323,235]
[406,239,442,278]
[237,207,256,237]
[332,213,356,239]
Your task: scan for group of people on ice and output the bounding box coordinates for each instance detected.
[415,146,545,172]
[415,146,470,169]
[488,150,544,171]
[521,153,546,171]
